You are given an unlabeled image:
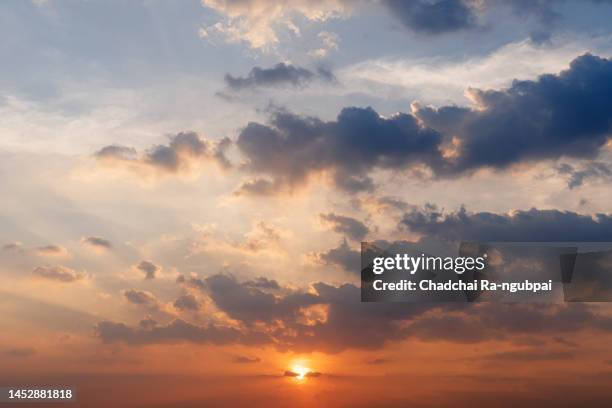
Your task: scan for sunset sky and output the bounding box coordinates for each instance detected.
[3,1,612,406]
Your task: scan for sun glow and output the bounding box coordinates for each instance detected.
[292,364,309,380]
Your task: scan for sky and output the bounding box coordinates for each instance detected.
[3,0,612,406]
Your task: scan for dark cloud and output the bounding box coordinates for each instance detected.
[234,178,279,196]
[96,132,231,174]
[557,162,612,189]
[244,276,281,290]
[224,63,334,90]
[236,107,443,193]
[382,1,611,40]
[366,358,389,365]
[205,274,319,323]
[124,290,158,308]
[81,236,112,250]
[98,275,612,353]
[414,54,612,173]
[95,318,258,346]
[177,275,207,291]
[312,239,360,274]
[32,265,85,283]
[401,205,612,242]
[235,54,612,194]
[95,145,137,160]
[136,260,160,280]
[4,347,36,358]
[233,355,261,364]
[479,349,575,362]
[173,294,200,311]
[383,0,477,35]
[320,213,369,241]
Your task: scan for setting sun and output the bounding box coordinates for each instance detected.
[292,364,309,380]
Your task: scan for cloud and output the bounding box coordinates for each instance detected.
[236,54,612,193]
[413,54,612,173]
[199,0,350,49]
[382,0,478,35]
[233,355,261,363]
[173,294,201,311]
[136,260,160,280]
[32,265,85,283]
[236,107,443,193]
[366,358,389,365]
[320,213,369,241]
[239,222,282,252]
[97,274,612,353]
[205,274,319,323]
[124,290,159,308]
[177,275,207,291]
[308,31,340,58]
[95,318,255,345]
[95,132,231,176]
[34,245,68,257]
[557,162,612,189]
[478,349,575,363]
[401,205,612,242]
[224,63,335,90]
[4,347,36,358]
[234,178,280,196]
[2,242,22,251]
[310,239,360,274]
[381,0,610,40]
[80,236,112,251]
[244,276,281,290]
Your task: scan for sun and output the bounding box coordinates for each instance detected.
[292,364,309,381]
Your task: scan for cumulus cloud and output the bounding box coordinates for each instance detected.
[320,213,369,241]
[173,294,201,311]
[244,276,281,290]
[413,54,612,173]
[124,290,159,308]
[81,236,112,251]
[199,0,350,49]
[95,132,231,176]
[233,177,280,196]
[177,275,207,291]
[224,63,335,90]
[136,260,160,280]
[382,0,612,40]
[97,274,612,353]
[401,205,612,242]
[236,107,443,193]
[32,265,85,283]
[205,274,319,323]
[311,239,360,274]
[236,54,612,193]
[382,0,478,35]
